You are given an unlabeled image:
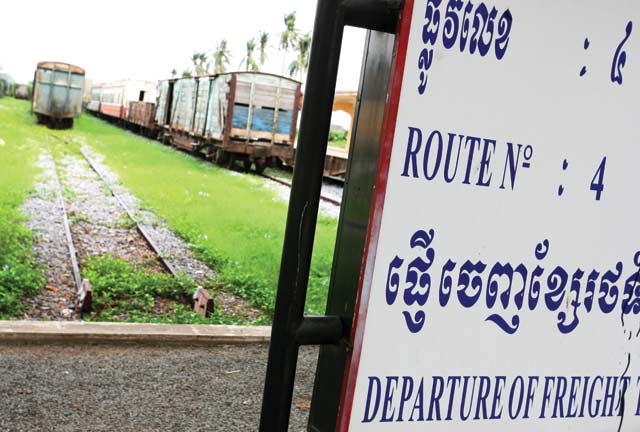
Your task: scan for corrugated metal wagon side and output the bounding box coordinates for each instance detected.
[156,72,301,174]
[32,61,85,129]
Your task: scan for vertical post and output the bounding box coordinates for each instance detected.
[307,30,396,432]
[259,1,345,430]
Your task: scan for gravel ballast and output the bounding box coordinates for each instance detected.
[0,343,318,432]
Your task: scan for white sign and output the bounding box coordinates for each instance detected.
[338,1,640,431]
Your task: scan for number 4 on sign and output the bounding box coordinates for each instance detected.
[590,157,606,201]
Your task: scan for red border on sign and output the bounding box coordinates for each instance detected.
[335,0,415,430]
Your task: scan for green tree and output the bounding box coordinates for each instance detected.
[182,69,193,78]
[242,38,259,72]
[192,52,210,76]
[259,31,269,67]
[213,40,231,74]
[170,69,177,78]
[288,32,312,80]
[279,11,299,74]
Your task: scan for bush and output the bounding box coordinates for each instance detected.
[328,130,347,142]
[0,209,45,317]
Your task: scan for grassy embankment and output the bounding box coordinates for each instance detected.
[0,98,45,317]
[70,108,339,318]
[0,98,338,321]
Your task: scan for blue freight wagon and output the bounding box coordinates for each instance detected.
[155,72,301,173]
[32,61,85,129]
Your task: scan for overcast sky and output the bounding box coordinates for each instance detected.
[1,0,366,91]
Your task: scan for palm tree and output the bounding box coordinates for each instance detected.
[258,31,269,67]
[170,69,177,78]
[192,52,209,76]
[213,40,231,74]
[280,11,299,74]
[288,32,312,80]
[242,38,259,72]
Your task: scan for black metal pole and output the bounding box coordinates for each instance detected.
[259,1,345,430]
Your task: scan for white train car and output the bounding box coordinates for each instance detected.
[87,80,157,121]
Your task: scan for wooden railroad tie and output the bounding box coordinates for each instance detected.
[193,287,214,318]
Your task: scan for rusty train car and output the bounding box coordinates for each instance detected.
[86,71,349,179]
[32,61,85,129]
[155,72,300,173]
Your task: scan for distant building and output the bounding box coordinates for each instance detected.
[332,91,357,151]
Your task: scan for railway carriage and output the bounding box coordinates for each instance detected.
[155,72,301,173]
[85,71,349,180]
[87,80,157,122]
[32,61,85,129]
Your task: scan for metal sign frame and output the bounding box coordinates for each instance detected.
[259,1,401,431]
[336,1,413,428]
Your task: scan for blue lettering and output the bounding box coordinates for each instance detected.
[402,127,423,178]
[462,136,481,184]
[409,378,425,421]
[601,376,618,417]
[490,376,506,419]
[588,376,603,418]
[444,133,464,183]
[381,376,399,422]
[508,376,525,419]
[476,138,496,187]
[427,376,445,421]
[524,376,539,419]
[362,376,382,423]
[446,376,461,420]
[474,376,491,420]
[423,130,444,180]
[566,376,581,418]
[460,376,477,421]
[397,376,414,421]
[552,376,567,418]
[499,142,522,190]
[540,376,555,418]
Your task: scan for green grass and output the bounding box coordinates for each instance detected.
[328,130,348,149]
[0,99,339,320]
[83,255,258,325]
[69,110,338,318]
[0,98,46,317]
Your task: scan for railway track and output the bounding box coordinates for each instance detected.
[77,147,178,277]
[46,136,213,317]
[48,148,87,313]
[258,172,342,207]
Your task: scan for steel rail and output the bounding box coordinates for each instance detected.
[77,147,179,278]
[48,150,84,301]
[259,173,342,207]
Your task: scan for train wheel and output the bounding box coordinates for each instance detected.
[243,159,252,172]
[214,149,228,166]
[255,158,267,174]
[226,154,236,169]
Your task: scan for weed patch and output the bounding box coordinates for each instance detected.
[0,210,45,317]
[82,256,255,324]
[0,99,46,316]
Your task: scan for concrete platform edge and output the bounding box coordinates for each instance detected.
[0,321,271,345]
